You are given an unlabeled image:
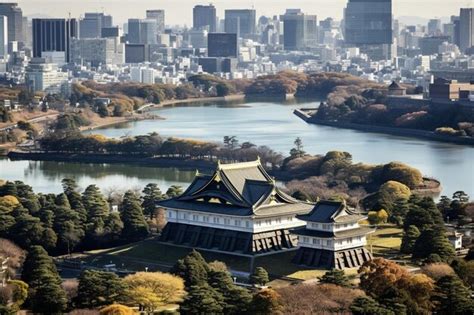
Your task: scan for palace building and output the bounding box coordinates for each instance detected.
[159,159,313,255]
[292,200,374,269]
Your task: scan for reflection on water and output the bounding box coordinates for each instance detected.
[0,158,195,194]
[3,101,474,197]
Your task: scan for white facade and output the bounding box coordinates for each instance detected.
[0,16,7,58]
[166,207,305,234]
[25,59,69,94]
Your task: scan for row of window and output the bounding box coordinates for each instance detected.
[301,236,363,246]
[310,222,356,230]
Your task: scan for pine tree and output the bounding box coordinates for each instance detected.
[318,269,350,287]
[433,275,474,315]
[21,246,67,313]
[250,267,269,286]
[14,181,41,214]
[141,183,164,219]
[400,225,420,254]
[76,270,126,309]
[172,250,210,287]
[412,227,455,261]
[208,268,252,314]
[180,284,224,315]
[82,185,109,220]
[120,191,149,240]
[350,296,395,315]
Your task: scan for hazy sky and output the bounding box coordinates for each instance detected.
[15,0,474,25]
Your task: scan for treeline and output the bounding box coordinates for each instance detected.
[39,132,285,168]
[245,71,384,98]
[69,74,250,117]
[0,178,181,255]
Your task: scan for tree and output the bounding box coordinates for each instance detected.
[120,191,149,240]
[318,269,350,287]
[21,245,67,314]
[180,284,224,315]
[165,185,183,198]
[208,267,253,314]
[350,296,394,315]
[433,275,474,315]
[100,304,137,315]
[171,250,209,287]
[412,227,455,262]
[368,209,388,225]
[450,258,474,287]
[250,267,269,286]
[75,270,126,309]
[400,225,420,254]
[82,185,109,220]
[141,183,164,219]
[223,136,239,150]
[123,272,185,312]
[290,137,305,158]
[250,289,282,315]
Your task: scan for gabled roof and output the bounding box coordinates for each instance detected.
[159,159,314,217]
[297,200,365,223]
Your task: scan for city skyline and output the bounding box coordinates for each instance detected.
[14,0,472,25]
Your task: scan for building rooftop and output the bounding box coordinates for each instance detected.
[297,200,365,224]
[159,159,313,217]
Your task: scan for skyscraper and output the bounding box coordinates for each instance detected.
[127,19,157,44]
[32,18,78,63]
[79,13,113,39]
[146,10,165,33]
[0,3,23,43]
[459,8,474,53]
[225,9,256,38]
[193,4,217,32]
[0,16,7,57]
[208,33,237,57]
[281,9,317,50]
[344,0,392,45]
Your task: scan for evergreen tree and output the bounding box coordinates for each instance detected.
[250,267,269,286]
[14,181,41,214]
[412,227,455,261]
[433,275,474,315]
[172,250,209,287]
[180,284,224,315]
[141,183,164,219]
[318,269,350,287]
[103,213,124,241]
[75,270,126,309]
[165,185,183,198]
[350,296,395,315]
[82,185,109,220]
[400,225,420,254]
[120,191,149,240]
[61,178,79,195]
[0,181,17,196]
[21,246,67,314]
[55,193,71,209]
[208,268,252,314]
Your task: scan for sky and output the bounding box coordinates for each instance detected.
[14,0,474,26]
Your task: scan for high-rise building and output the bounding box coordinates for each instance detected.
[208,33,238,58]
[344,0,392,45]
[79,13,113,39]
[0,3,23,43]
[460,8,474,53]
[146,10,165,33]
[71,38,124,66]
[25,58,69,94]
[428,19,442,36]
[127,18,158,44]
[32,18,78,63]
[280,9,317,50]
[0,16,7,57]
[225,9,256,38]
[193,4,217,32]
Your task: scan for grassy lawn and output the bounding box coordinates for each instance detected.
[367,225,403,257]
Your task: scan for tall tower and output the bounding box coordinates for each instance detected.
[0,3,23,43]
[32,18,78,62]
[459,8,474,53]
[193,4,217,32]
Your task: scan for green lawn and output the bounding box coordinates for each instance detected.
[367,225,403,257]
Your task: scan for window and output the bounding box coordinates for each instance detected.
[276,218,282,224]
[235,220,241,227]
[303,237,309,243]
[312,238,320,245]
[183,213,188,220]
[224,218,230,225]
[348,237,353,244]
[168,212,172,218]
[312,223,319,229]
[265,219,272,225]
[322,224,328,230]
[193,215,199,221]
[245,221,250,228]
[256,221,262,226]
[344,224,348,228]
[326,240,333,246]
[203,216,209,223]
[213,217,220,224]
[288,216,293,222]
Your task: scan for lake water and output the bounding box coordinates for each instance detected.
[1,100,473,197]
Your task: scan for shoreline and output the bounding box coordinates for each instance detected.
[294,109,474,146]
